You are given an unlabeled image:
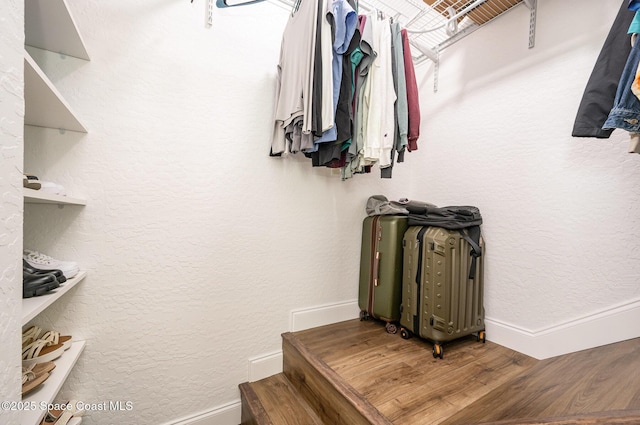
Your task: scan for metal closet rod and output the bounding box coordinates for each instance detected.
[268,0,437,62]
[270,0,372,12]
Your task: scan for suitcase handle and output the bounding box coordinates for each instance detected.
[373,251,381,286]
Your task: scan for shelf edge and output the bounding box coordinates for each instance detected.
[21,341,87,425]
[22,271,88,326]
[23,188,87,206]
[23,51,88,133]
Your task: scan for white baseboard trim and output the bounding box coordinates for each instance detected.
[248,350,283,382]
[290,299,360,332]
[246,299,361,383]
[486,297,640,360]
[164,400,241,425]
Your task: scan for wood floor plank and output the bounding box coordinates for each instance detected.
[244,374,324,425]
[478,410,640,424]
[441,338,640,424]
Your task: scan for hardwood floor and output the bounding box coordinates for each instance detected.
[241,319,640,424]
[294,319,537,424]
[441,337,640,424]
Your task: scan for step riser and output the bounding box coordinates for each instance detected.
[239,382,272,425]
[282,332,391,425]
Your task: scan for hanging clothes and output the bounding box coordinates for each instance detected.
[362,14,397,169]
[270,0,422,178]
[271,0,319,156]
[402,28,420,152]
[602,39,640,133]
[315,0,334,136]
[311,0,325,137]
[602,4,640,154]
[310,0,357,154]
[344,14,376,179]
[382,20,409,179]
[572,0,633,139]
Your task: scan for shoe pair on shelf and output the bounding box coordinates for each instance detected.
[23,250,79,298]
[24,249,79,279]
[23,260,68,299]
[23,174,67,196]
[40,400,84,425]
[22,325,72,369]
[23,264,62,299]
[23,174,41,190]
[22,361,55,396]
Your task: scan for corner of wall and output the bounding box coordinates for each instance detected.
[165,299,360,425]
[249,299,360,382]
[0,0,25,419]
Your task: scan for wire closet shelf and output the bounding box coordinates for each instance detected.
[269,0,536,65]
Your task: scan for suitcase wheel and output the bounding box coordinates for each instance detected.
[359,311,370,321]
[385,322,398,334]
[400,328,413,340]
[477,331,486,343]
[433,344,444,359]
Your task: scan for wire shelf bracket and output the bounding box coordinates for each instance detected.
[524,0,537,48]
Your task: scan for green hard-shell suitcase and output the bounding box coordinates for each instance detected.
[358,215,408,334]
[400,226,486,358]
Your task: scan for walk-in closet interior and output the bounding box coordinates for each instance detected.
[1,0,639,424]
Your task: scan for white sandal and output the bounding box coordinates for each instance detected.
[21,366,50,396]
[23,326,73,350]
[22,339,64,368]
[40,400,84,425]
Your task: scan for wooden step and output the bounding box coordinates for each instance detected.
[241,319,640,425]
[282,330,392,425]
[291,319,538,424]
[239,373,325,425]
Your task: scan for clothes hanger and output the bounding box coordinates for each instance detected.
[292,0,302,14]
[190,0,267,7]
[215,0,266,6]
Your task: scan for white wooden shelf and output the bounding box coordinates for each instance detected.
[24,52,87,133]
[25,0,90,60]
[21,2,89,423]
[22,271,87,326]
[22,341,86,425]
[23,188,86,206]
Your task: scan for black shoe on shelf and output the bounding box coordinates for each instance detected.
[22,260,67,284]
[22,271,60,298]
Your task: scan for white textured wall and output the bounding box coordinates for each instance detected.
[16,0,640,424]
[412,0,640,331]
[22,1,410,424]
[0,0,23,423]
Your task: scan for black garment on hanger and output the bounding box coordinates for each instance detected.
[572,0,634,138]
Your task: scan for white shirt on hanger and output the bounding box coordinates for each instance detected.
[363,15,396,168]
